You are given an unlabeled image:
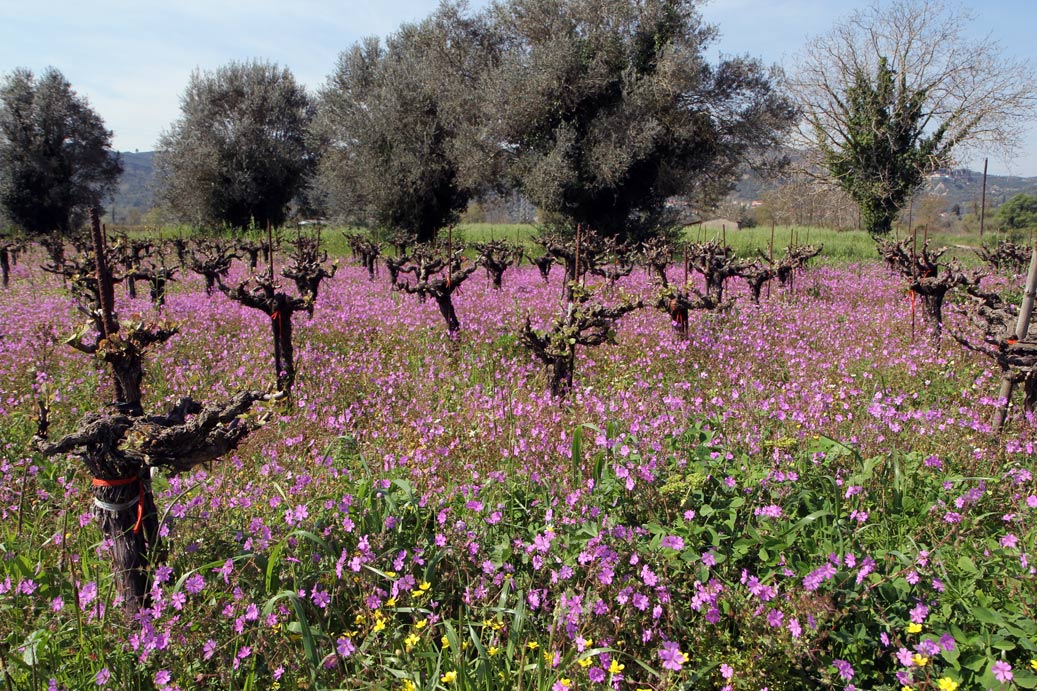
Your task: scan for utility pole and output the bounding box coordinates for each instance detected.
[979,158,988,238]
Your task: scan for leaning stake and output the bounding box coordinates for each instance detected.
[992,244,1037,433]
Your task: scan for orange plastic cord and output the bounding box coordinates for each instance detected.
[92,476,144,533]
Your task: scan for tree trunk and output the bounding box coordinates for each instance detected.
[150,277,167,307]
[0,247,9,287]
[921,291,944,345]
[1024,375,1037,414]
[93,473,159,616]
[747,278,765,304]
[435,294,461,334]
[551,353,574,397]
[271,309,296,393]
[664,300,689,338]
[534,257,552,282]
[108,346,146,417]
[706,275,725,303]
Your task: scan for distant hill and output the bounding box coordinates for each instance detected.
[918,169,1037,212]
[731,165,1037,212]
[108,151,156,224]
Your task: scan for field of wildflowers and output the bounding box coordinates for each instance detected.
[0,244,1035,690]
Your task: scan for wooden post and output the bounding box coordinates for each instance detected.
[267,221,274,283]
[574,224,582,287]
[90,209,117,338]
[992,245,1037,433]
[768,221,775,299]
[979,158,988,238]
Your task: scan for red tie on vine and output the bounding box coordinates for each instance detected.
[271,309,283,340]
[92,476,144,533]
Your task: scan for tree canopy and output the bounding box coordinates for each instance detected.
[996,193,1037,231]
[315,3,498,242]
[155,61,313,230]
[482,0,796,241]
[0,67,122,235]
[792,0,1037,236]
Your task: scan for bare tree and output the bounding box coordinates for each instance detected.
[397,244,478,334]
[474,240,523,289]
[521,285,642,396]
[876,238,984,345]
[790,0,1037,235]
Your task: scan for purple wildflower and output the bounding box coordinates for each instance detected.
[992,661,1013,683]
[833,660,854,680]
[658,641,686,671]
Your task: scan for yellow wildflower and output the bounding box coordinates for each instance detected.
[415,619,428,630]
[609,660,625,674]
[419,581,431,591]
[404,633,420,652]
[402,681,416,691]
[441,671,457,684]
[527,641,539,651]
[488,646,499,657]
[386,597,397,607]
[912,654,928,667]
[937,678,958,691]
[386,571,397,578]
[372,616,386,633]
[578,657,592,668]
[906,622,922,634]
[441,635,450,649]
[1031,659,1037,672]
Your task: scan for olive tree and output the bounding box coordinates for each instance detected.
[0,68,122,235]
[791,0,1037,236]
[156,61,312,229]
[483,0,796,241]
[315,4,498,242]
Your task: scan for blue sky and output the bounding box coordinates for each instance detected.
[2,0,1035,176]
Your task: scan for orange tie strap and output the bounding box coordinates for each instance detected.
[92,476,145,533]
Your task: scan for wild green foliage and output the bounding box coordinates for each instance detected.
[0,68,122,235]
[315,4,498,243]
[818,58,946,236]
[484,0,795,242]
[155,61,312,230]
[996,193,1037,231]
